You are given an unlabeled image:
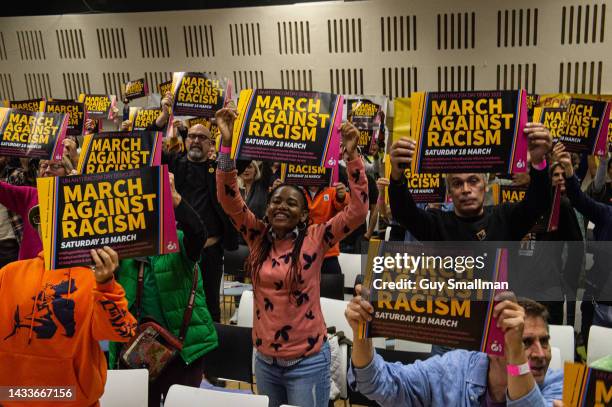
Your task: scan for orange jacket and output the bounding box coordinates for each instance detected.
[0,252,136,407]
[305,186,349,258]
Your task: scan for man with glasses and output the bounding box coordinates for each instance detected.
[156,93,238,323]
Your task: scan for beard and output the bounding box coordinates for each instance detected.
[187,145,205,161]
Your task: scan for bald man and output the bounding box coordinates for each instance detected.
[156,93,238,323]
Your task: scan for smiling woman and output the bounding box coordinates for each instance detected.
[214,107,368,407]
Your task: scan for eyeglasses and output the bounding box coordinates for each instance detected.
[187,134,213,143]
[40,163,64,171]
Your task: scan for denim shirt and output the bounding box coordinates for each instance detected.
[348,349,563,407]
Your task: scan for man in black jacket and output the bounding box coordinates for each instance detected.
[153,93,238,322]
[387,123,553,242]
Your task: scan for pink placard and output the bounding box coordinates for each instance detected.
[510,90,529,173]
[160,165,179,254]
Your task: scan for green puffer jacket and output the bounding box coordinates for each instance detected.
[108,230,218,367]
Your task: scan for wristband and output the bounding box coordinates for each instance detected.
[219,145,231,154]
[531,158,547,170]
[506,362,530,376]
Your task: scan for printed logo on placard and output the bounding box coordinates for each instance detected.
[167,241,177,251]
[490,341,502,353]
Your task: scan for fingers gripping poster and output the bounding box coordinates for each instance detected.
[37,165,178,269]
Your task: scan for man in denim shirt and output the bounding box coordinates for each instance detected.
[345,296,563,406]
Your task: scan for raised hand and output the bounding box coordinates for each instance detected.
[340,122,360,161]
[215,107,238,147]
[389,137,416,180]
[524,122,552,166]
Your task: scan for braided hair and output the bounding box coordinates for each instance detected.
[244,184,310,302]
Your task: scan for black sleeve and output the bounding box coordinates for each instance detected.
[559,200,585,298]
[388,177,438,241]
[367,174,378,205]
[174,199,207,262]
[505,165,552,240]
[146,122,166,132]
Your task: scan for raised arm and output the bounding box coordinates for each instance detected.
[0,181,37,217]
[215,108,265,246]
[388,138,438,240]
[505,165,552,240]
[310,123,368,248]
[504,123,553,239]
[557,145,612,225]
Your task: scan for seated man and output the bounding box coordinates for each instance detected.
[345,293,563,406]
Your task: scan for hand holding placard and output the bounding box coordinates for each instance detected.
[216,107,237,148]
[90,246,119,284]
[555,143,574,178]
[340,121,360,161]
[525,122,552,166]
[389,137,416,180]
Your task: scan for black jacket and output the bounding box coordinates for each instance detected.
[163,151,238,251]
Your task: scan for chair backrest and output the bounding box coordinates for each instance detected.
[320,297,354,341]
[165,385,269,407]
[204,323,254,384]
[394,339,433,353]
[237,290,254,328]
[320,273,344,300]
[587,325,612,364]
[224,245,250,277]
[339,253,363,291]
[100,369,148,407]
[548,324,575,364]
[549,346,562,370]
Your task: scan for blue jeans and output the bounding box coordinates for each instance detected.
[255,341,331,407]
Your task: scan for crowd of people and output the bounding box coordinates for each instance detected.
[0,88,611,407]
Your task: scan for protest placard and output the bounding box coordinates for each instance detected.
[563,362,612,406]
[37,165,178,269]
[124,78,148,100]
[76,131,162,174]
[410,90,529,173]
[8,98,45,112]
[231,89,343,167]
[45,99,86,136]
[78,94,117,119]
[533,106,566,143]
[157,80,173,96]
[280,163,337,187]
[358,241,508,356]
[403,170,446,203]
[0,108,68,160]
[345,96,387,155]
[171,72,230,117]
[559,98,610,155]
[128,107,162,131]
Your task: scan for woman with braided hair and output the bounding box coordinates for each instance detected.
[215,107,368,407]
